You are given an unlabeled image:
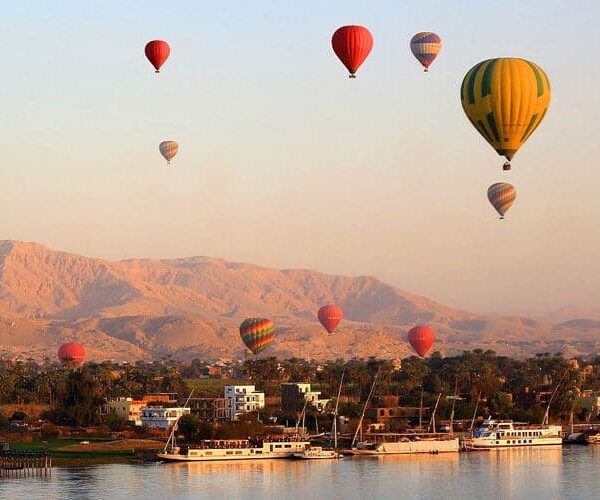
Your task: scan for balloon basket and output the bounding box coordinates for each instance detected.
[424,68,428,72]
[348,74,356,79]
[155,70,160,74]
[503,162,511,171]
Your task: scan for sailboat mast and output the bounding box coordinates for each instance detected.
[469,390,482,436]
[418,385,424,431]
[449,379,458,435]
[428,393,442,433]
[333,370,345,449]
[351,370,379,448]
[163,389,195,453]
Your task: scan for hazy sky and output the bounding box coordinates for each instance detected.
[1,1,599,315]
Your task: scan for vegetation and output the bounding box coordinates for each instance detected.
[0,350,597,432]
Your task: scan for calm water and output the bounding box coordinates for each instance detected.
[2,446,600,499]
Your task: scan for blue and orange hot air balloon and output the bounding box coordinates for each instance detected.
[318,304,343,333]
[331,25,373,78]
[145,40,170,73]
[240,318,275,355]
[488,182,516,219]
[410,32,442,72]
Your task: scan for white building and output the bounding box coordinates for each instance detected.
[281,383,330,412]
[140,407,191,429]
[224,385,265,421]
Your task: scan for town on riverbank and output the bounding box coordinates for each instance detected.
[2,350,600,463]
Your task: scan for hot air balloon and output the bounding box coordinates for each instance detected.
[410,32,442,72]
[460,58,551,171]
[318,304,343,333]
[159,141,178,165]
[58,342,86,366]
[331,25,373,78]
[488,182,516,219]
[239,318,275,355]
[407,326,435,357]
[145,40,170,73]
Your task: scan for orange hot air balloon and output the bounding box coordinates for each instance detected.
[407,326,436,357]
[318,304,343,333]
[331,25,373,78]
[145,40,170,73]
[58,342,86,366]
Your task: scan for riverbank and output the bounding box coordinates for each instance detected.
[6,438,164,466]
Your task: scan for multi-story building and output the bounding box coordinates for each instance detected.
[224,385,265,420]
[280,383,330,413]
[140,407,190,429]
[104,397,145,426]
[579,390,600,416]
[189,398,230,422]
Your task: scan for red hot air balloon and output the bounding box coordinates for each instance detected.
[331,25,373,78]
[58,342,86,366]
[318,304,343,333]
[145,40,170,73]
[407,326,436,357]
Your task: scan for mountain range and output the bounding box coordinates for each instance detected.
[0,240,598,362]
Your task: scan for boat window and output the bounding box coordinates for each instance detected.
[275,445,282,448]
[235,451,243,455]
[226,451,233,455]
[205,452,212,456]
[285,445,292,448]
[255,451,262,454]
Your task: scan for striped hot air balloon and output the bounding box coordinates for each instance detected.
[488,182,516,219]
[410,32,442,71]
[159,141,179,165]
[239,318,275,355]
[461,58,551,170]
[331,25,373,78]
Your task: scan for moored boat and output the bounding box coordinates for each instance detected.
[158,438,310,462]
[292,446,341,460]
[350,433,460,455]
[463,419,562,450]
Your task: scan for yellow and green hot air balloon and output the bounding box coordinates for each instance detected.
[488,182,516,219]
[461,58,551,170]
[239,318,275,355]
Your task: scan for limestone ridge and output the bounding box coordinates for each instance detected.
[0,241,597,361]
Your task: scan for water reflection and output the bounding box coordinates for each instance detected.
[1,448,599,499]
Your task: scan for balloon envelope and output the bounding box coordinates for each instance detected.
[58,342,86,366]
[145,40,170,72]
[240,318,275,355]
[159,141,179,164]
[410,32,442,71]
[460,58,551,167]
[331,25,373,77]
[488,182,516,218]
[318,304,343,333]
[407,326,436,357]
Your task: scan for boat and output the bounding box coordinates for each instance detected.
[585,433,600,444]
[158,438,311,462]
[350,433,459,455]
[292,446,341,460]
[463,419,562,449]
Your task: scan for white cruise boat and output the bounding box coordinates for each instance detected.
[350,433,460,455]
[465,419,562,450]
[158,439,310,462]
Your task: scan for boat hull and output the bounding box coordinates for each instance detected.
[158,452,294,462]
[351,438,459,455]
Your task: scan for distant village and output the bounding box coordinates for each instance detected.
[1,351,600,443]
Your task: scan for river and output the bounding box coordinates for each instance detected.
[2,446,600,499]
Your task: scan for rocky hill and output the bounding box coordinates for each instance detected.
[0,241,598,362]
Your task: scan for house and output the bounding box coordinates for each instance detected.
[224,385,265,421]
[280,383,330,413]
[578,390,600,416]
[140,407,190,429]
[189,398,230,422]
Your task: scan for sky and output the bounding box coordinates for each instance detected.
[0,1,599,316]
